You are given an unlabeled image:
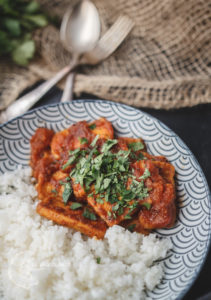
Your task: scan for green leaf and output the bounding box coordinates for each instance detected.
[127,224,136,232]
[112,203,119,211]
[96,197,104,204]
[96,257,101,264]
[95,173,104,193]
[79,137,88,145]
[89,124,96,130]
[12,39,35,66]
[90,135,99,147]
[24,14,48,27]
[101,139,118,153]
[142,202,151,210]
[70,202,83,210]
[83,208,97,221]
[4,18,21,37]
[128,141,145,151]
[62,156,78,170]
[124,214,132,220]
[69,148,81,155]
[24,1,40,13]
[62,182,72,205]
[103,178,111,189]
[139,168,151,180]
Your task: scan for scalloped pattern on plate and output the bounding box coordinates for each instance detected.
[0,100,210,300]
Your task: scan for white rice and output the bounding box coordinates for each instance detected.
[0,167,172,300]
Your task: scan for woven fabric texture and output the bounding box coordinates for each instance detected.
[0,0,210,110]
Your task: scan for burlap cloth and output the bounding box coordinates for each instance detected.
[0,0,211,110]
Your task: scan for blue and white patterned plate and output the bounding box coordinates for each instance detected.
[0,100,210,300]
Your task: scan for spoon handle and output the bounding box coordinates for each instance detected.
[0,61,77,123]
[60,72,75,102]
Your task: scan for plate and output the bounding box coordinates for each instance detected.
[0,99,210,299]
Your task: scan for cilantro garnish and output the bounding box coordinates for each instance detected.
[128,141,144,151]
[62,148,81,170]
[96,257,101,264]
[90,135,99,147]
[101,139,118,153]
[79,137,88,144]
[139,168,151,180]
[127,224,136,232]
[142,202,151,210]
[62,182,72,205]
[70,202,83,210]
[51,189,57,194]
[124,214,132,220]
[89,124,96,130]
[83,208,97,220]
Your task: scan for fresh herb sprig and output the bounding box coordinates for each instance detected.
[0,0,48,65]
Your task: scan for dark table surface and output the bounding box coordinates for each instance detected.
[33,86,211,300]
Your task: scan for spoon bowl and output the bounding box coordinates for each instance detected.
[60,0,101,55]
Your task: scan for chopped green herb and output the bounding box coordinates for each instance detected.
[117,206,124,215]
[124,214,132,220]
[79,137,88,144]
[51,189,57,194]
[62,154,79,170]
[101,139,118,153]
[107,211,112,217]
[70,202,83,210]
[69,148,81,155]
[89,124,96,130]
[128,141,144,151]
[112,203,119,211]
[83,208,97,220]
[96,197,104,204]
[127,224,136,232]
[142,202,151,210]
[96,257,101,264]
[139,168,151,180]
[103,178,111,189]
[62,182,72,205]
[90,135,99,147]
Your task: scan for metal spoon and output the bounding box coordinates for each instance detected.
[0,0,101,123]
[60,0,101,102]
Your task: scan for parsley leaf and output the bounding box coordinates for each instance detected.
[127,224,136,232]
[62,182,72,204]
[83,208,97,220]
[79,137,88,144]
[124,214,132,220]
[96,257,101,264]
[89,124,96,130]
[101,139,118,153]
[62,149,81,170]
[139,168,151,180]
[90,135,99,147]
[128,141,144,151]
[103,178,111,189]
[142,202,151,210]
[70,202,83,210]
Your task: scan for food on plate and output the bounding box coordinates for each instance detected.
[30,117,176,239]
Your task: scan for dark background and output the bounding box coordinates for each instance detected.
[33,86,211,300]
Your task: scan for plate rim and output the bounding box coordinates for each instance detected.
[0,98,211,300]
